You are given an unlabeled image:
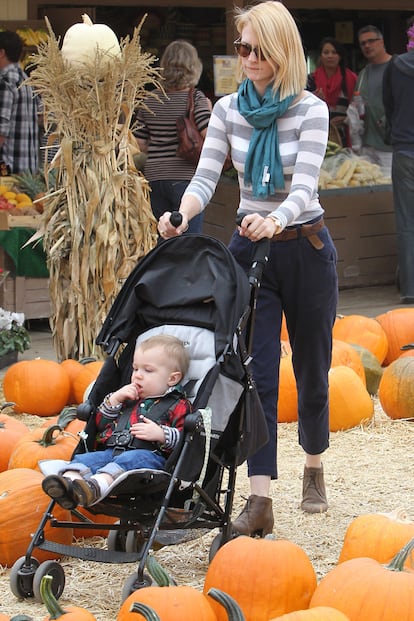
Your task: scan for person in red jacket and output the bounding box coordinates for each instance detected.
[308,37,357,147]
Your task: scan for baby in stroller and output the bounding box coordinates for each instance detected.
[41,334,192,509]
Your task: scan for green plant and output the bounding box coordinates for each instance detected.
[0,308,30,356]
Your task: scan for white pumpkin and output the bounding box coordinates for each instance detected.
[61,14,121,70]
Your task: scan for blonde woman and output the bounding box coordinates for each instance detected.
[159,2,338,535]
[135,40,211,234]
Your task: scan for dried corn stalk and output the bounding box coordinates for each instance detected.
[28,17,161,360]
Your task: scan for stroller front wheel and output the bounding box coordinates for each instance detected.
[33,560,65,602]
[9,555,40,599]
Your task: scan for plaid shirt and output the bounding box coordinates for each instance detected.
[95,385,191,454]
[0,63,39,174]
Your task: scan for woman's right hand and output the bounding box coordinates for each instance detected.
[158,211,189,239]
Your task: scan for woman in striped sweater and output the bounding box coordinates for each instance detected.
[159,1,338,535]
[135,40,211,234]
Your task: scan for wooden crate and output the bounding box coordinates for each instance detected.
[203,178,397,289]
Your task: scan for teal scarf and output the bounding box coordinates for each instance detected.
[237,79,295,198]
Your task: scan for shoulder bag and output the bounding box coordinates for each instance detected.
[176,88,204,165]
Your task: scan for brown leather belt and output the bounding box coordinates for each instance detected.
[273,218,325,242]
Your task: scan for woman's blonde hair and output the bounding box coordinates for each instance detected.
[160,40,203,90]
[234,1,307,99]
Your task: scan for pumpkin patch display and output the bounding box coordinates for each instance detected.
[328,366,374,432]
[0,413,29,472]
[338,509,414,567]
[0,468,73,566]
[3,359,71,416]
[378,356,414,420]
[203,536,317,621]
[375,308,414,365]
[309,537,414,620]
[332,314,388,364]
[61,13,121,71]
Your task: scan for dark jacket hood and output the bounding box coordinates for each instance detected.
[395,51,414,77]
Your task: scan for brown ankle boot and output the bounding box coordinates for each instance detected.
[231,495,274,537]
[301,464,328,513]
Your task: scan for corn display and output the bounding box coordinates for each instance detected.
[319,148,391,190]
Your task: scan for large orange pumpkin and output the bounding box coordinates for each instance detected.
[331,339,366,386]
[8,424,79,471]
[338,509,414,568]
[60,359,84,404]
[378,356,414,420]
[117,586,216,621]
[270,608,350,620]
[309,537,414,620]
[332,314,388,364]
[3,359,70,416]
[72,361,104,404]
[0,468,73,566]
[278,346,298,423]
[376,308,414,365]
[0,413,29,472]
[328,366,374,432]
[203,536,317,621]
[41,574,97,621]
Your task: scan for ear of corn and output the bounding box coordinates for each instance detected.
[27,17,161,360]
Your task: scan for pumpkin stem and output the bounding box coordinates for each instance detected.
[146,554,175,586]
[39,425,63,447]
[387,536,414,571]
[57,406,79,430]
[39,574,67,619]
[10,616,34,621]
[129,602,161,620]
[207,588,246,621]
[82,14,94,26]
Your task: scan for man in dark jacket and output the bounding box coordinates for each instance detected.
[383,16,414,304]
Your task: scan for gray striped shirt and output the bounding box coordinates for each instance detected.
[185,90,329,229]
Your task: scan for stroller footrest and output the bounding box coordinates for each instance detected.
[37,540,141,564]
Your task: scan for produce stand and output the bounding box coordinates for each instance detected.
[0,213,50,320]
[203,177,396,289]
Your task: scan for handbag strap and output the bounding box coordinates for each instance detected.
[186,88,196,122]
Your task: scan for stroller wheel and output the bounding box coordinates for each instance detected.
[107,524,128,552]
[125,530,145,554]
[33,560,66,602]
[209,533,226,563]
[9,555,40,599]
[121,571,155,602]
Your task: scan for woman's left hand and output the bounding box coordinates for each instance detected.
[158,211,189,239]
[238,213,280,240]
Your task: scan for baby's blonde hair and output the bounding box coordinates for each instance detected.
[234,1,307,99]
[138,334,190,377]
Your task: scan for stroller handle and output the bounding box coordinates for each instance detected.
[236,212,270,287]
[170,211,183,228]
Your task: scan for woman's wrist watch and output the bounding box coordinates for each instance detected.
[266,215,282,236]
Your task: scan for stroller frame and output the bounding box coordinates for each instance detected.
[10,233,269,602]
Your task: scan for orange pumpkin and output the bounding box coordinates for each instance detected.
[338,509,414,568]
[278,345,298,423]
[309,538,414,619]
[8,424,79,471]
[270,608,350,620]
[332,314,388,364]
[60,359,84,404]
[203,536,317,621]
[72,361,104,404]
[378,356,414,420]
[0,413,29,472]
[0,468,73,566]
[328,366,374,432]
[118,586,217,621]
[3,359,70,416]
[41,406,86,436]
[41,574,97,621]
[376,308,414,365]
[331,339,366,386]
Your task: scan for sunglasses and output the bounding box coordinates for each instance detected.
[360,38,381,47]
[234,38,265,61]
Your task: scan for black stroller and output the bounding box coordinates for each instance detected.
[10,232,269,602]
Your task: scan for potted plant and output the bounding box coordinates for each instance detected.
[0,270,31,368]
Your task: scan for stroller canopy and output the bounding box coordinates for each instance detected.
[96,235,251,357]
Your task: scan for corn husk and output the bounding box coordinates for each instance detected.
[27,16,161,360]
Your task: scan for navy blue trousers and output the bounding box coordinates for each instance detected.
[229,224,338,478]
[150,179,204,234]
